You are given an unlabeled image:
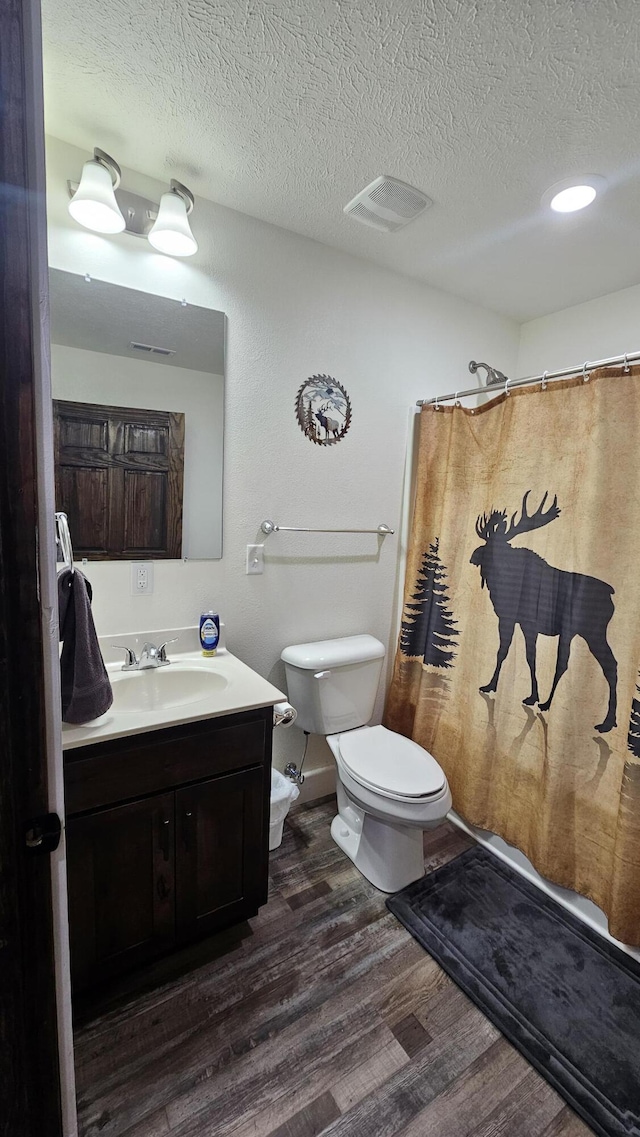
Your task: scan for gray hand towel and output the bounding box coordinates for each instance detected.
[58,568,113,724]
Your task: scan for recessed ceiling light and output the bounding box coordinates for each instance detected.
[541,175,606,214]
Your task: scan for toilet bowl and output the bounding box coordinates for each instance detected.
[281,635,451,893]
[327,725,451,892]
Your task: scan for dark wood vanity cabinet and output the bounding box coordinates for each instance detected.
[64,707,272,992]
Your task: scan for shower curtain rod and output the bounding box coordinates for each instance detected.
[415,349,640,407]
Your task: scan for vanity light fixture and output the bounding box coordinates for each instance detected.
[541,175,606,214]
[68,148,126,234]
[68,154,198,257]
[148,180,198,257]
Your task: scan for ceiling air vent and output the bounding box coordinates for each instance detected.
[344,176,432,233]
[129,341,176,357]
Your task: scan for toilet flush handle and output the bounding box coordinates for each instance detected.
[314,670,332,680]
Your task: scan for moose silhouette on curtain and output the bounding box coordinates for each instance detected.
[470,491,618,734]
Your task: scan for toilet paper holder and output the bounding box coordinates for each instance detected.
[273,701,297,728]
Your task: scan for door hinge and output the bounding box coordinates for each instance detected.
[25,813,62,854]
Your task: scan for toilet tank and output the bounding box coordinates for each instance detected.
[281,635,386,735]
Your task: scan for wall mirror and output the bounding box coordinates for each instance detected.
[49,269,225,560]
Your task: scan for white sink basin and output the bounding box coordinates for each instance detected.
[62,638,287,751]
[110,666,229,713]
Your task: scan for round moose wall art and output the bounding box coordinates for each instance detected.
[295,375,352,446]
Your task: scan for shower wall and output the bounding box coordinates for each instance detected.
[518,280,640,376]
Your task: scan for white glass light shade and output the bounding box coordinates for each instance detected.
[68,159,125,233]
[550,185,597,213]
[148,191,198,256]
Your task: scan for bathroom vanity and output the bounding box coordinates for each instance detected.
[62,640,284,992]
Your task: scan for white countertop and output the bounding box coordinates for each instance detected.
[62,647,286,751]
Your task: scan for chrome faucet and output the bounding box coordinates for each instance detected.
[112,638,178,671]
[138,642,163,670]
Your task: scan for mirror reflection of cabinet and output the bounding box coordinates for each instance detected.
[53,400,185,559]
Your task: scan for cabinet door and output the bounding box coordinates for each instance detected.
[176,768,264,941]
[66,793,175,991]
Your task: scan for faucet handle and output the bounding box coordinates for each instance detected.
[157,636,179,663]
[112,645,138,670]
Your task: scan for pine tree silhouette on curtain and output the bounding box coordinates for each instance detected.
[627,677,640,757]
[401,539,459,667]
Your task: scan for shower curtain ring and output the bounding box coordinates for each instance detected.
[623,353,630,373]
[504,376,511,397]
[454,390,462,407]
[583,361,590,382]
[541,370,548,391]
[434,394,440,411]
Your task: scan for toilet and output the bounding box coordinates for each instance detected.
[281,634,452,892]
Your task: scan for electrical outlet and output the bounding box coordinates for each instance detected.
[246,544,264,575]
[131,562,154,594]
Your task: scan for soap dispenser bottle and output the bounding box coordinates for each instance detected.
[199,611,220,657]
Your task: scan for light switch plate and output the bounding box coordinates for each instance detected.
[246,544,264,575]
[131,562,154,594]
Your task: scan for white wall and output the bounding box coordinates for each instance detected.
[46,136,519,778]
[50,343,224,558]
[517,281,640,376]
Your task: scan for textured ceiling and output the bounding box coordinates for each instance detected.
[42,0,640,321]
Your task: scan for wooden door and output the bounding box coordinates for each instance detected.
[175,769,264,940]
[66,793,176,991]
[53,399,184,558]
[0,0,64,1131]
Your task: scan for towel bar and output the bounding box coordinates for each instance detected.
[260,520,394,536]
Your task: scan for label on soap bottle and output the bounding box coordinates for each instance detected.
[199,612,220,656]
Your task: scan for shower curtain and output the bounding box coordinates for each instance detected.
[385,364,640,944]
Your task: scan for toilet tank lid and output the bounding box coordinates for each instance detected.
[281,634,385,670]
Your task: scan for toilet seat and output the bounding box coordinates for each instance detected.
[337,725,446,802]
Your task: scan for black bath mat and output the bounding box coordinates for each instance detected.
[387,846,640,1137]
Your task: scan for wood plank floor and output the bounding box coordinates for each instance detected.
[73,797,594,1137]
